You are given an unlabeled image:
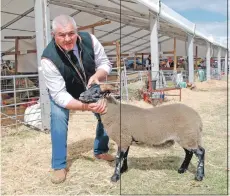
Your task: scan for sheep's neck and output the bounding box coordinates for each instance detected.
[100,102,120,126]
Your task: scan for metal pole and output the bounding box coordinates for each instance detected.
[34,0,51,131]
[123,63,128,101]
[206,42,211,80]
[187,34,194,83]
[149,12,159,85]
[13,76,18,130]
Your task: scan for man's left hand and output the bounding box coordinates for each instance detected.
[87,98,107,114]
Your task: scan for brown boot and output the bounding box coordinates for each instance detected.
[51,169,67,184]
[95,153,115,162]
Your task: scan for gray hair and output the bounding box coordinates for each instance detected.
[52,15,77,33]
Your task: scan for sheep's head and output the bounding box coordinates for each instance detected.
[79,84,115,103]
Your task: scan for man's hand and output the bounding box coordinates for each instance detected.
[87,69,108,88]
[87,75,100,88]
[83,99,107,114]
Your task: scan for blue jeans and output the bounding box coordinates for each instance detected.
[50,98,109,169]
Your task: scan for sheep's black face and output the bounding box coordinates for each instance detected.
[79,84,109,103]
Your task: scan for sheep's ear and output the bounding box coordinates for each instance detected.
[100,84,115,93]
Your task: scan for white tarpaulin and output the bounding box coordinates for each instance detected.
[17,39,38,73]
[24,102,42,130]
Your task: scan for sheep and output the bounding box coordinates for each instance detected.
[79,84,205,183]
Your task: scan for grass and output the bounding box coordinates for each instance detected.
[1,79,228,195]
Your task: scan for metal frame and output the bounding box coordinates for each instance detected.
[34,0,51,131]
[188,34,194,83]
[1,74,40,130]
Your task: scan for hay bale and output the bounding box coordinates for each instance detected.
[122,80,147,101]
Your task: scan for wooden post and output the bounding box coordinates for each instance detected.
[78,20,111,31]
[91,27,94,35]
[116,41,121,72]
[173,37,177,71]
[134,55,137,70]
[15,38,19,74]
[142,53,144,68]
[195,46,198,70]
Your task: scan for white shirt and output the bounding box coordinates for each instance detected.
[41,34,112,108]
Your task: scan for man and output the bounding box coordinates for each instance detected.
[181,59,188,71]
[41,15,114,184]
[145,54,151,71]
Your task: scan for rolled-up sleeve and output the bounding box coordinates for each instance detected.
[41,58,73,108]
[90,34,112,74]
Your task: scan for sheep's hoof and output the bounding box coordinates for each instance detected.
[195,168,204,181]
[121,165,128,173]
[111,174,120,182]
[178,167,187,174]
[195,175,203,181]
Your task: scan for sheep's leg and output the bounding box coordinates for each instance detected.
[111,147,128,182]
[193,146,205,181]
[178,148,193,174]
[121,147,130,173]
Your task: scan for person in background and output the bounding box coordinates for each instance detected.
[145,54,151,71]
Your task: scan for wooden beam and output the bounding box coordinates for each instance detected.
[102,41,117,46]
[107,54,128,57]
[15,38,19,74]
[3,50,37,56]
[136,52,150,56]
[107,52,151,57]
[4,36,35,39]
[163,51,174,55]
[78,20,111,31]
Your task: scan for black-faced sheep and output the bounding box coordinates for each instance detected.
[79,84,205,183]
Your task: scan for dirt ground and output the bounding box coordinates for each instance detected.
[1,78,228,195]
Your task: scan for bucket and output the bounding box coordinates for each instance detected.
[179,81,187,88]
[198,69,205,82]
[143,93,148,101]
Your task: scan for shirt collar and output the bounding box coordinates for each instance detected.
[73,44,78,52]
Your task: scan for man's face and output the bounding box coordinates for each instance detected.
[53,23,78,51]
